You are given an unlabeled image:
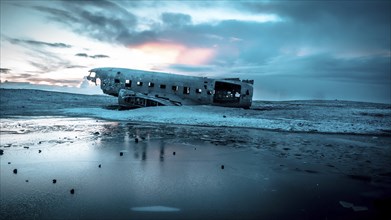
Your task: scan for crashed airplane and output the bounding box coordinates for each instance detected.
[87,67,254,109]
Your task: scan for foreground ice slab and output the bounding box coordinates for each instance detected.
[131,206,181,212]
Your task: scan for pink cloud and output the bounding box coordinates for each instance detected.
[134,42,216,66]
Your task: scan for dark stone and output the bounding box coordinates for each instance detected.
[221,165,224,169]
[53,179,57,184]
[373,197,391,218]
[120,152,123,156]
[38,141,42,144]
[13,169,17,174]
[98,164,101,168]
[141,137,146,140]
[25,180,29,182]
[0,149,3,155]
[38,150,42,153]
[24,146,29,149]
[223,115,226,118]
[94,132,100,135]
[70,189,75,194]
[304,170,319,174]
[347,174,372,182]
[135,138,139,143]
[173,152,176,155]
[379,172,391,177]
[8,162,11,164]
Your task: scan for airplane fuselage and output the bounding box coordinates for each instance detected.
[87,67,254,108]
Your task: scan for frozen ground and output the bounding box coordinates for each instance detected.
[1,89,391,219]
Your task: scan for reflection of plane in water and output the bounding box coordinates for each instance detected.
[87,67,254,109]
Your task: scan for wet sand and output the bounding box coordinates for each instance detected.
[1,117,391,220]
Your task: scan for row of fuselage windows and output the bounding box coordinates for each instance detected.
[116,79,204,95]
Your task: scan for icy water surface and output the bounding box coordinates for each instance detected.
[1,117,391,219]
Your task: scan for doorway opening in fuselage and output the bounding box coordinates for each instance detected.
[213,81,241,104]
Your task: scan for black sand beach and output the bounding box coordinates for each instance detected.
[1,89,390,220]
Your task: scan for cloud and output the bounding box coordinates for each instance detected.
[161,12,192,27]
[66,65,88,69]
[27,77,81,85]
[4,37,78,73]
[75,53,110,58]
[89,54,109,59]
[4,72,81,85]
[0,68,11,73]
[7,37,72,48]
[75,53,88,57]
[32,0,140,45]
[28,58,70,73]
[262,53,391,84]
[167,64,214,73]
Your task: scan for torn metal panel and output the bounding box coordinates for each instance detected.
[87,67,254,108]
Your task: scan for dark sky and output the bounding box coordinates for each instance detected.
[1,1,390,103]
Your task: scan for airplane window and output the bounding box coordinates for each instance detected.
[149,82,155,87]
[114,79,120,84]
[183,87,190,94]
[137,81,143,86]
[172,85,178,91]
[125,80,131,87]
[160,84,166,89]
[196,89,202,93]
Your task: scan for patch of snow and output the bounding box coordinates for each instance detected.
[131,206,180,212]
[339,201,368,212]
